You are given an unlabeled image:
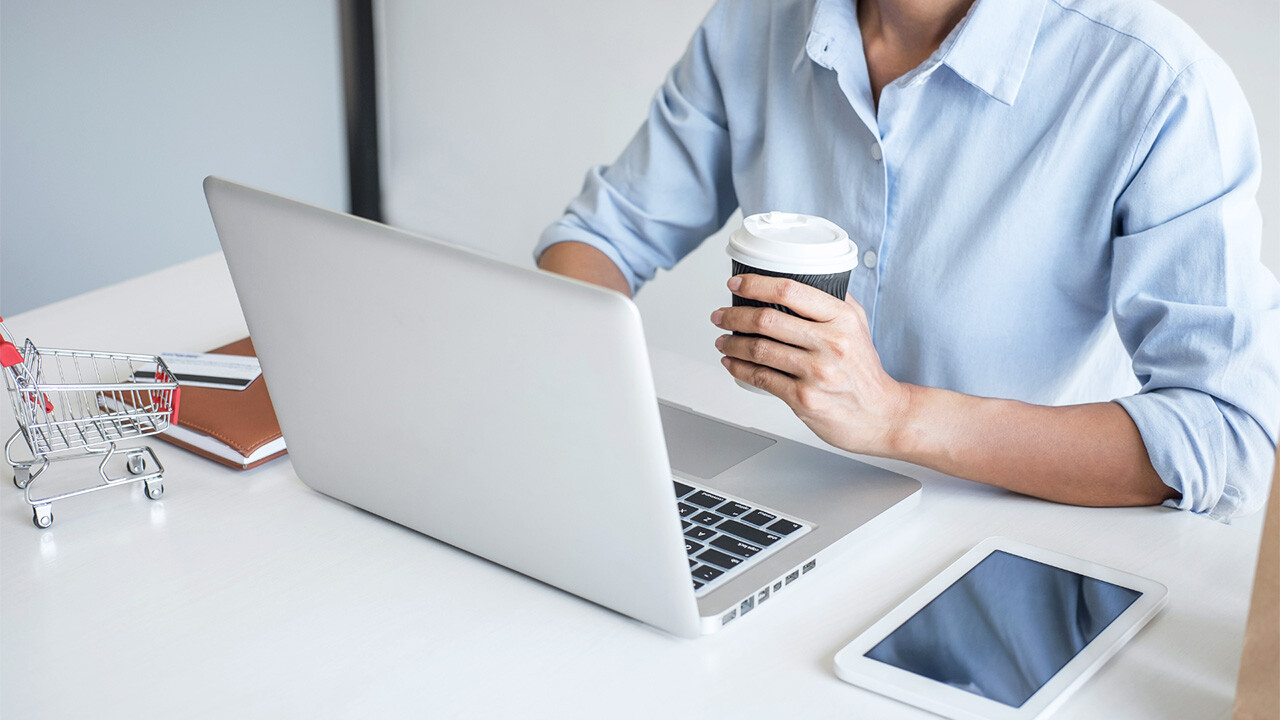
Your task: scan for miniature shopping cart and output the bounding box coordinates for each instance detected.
[1,318,181,528]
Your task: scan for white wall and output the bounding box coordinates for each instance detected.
[376,0,1279,370]
[1,0,348,317]
[377,1,716,263]
[377,0,731,366]
[1174,0,1279,267]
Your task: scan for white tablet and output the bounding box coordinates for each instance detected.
[834,537,1167,720]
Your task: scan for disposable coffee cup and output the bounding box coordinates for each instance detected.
[724,211,859,393]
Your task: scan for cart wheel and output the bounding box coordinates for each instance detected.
[127,453,146,475]
[32,505,53,529]
[13,466,29,489]
[144,481,164,500]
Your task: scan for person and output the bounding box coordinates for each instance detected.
[535,0,1280,521]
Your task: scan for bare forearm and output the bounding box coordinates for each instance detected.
[537,242,631,297]
[714,274,1179,509]
[890,386,1178,507]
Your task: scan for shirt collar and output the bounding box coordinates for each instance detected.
[939,0,1046,105]
[807,0,1047,106]
[805,0,860,73]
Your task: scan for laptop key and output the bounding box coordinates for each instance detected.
[685,539,705,555]
[687,490,727,509]
[673,480,695,498]
[690,511,721,526]
[718,501,751,517]
[710,535,762,558]
[697,548,744,570]
[685,526,716,541]
[766,518,803,535]
[692,565,724,582]
[717,519,781,547]
[678,502,697,518]
[741,509,777,526]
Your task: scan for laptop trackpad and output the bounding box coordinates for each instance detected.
[659,403,776,480]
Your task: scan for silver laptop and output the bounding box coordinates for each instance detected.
[204,176,921,637]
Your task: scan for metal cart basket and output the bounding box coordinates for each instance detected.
[1,318,181,527]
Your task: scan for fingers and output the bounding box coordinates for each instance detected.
[710,304,813,347]
[720,356,795,400]
[728,274,850,322]
[715,332,808,377]
[712,274,869,399]
[712,275,862,348]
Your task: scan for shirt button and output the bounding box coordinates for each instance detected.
[870,143,883,161]
[863,250,878,268]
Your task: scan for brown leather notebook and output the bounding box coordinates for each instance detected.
[155,337,287,470]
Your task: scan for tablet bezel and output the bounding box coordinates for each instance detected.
[833,537,1168,720]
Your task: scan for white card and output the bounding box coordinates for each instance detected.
[138,352,263,390]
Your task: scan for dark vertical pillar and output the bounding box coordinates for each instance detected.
[340,0,383,222]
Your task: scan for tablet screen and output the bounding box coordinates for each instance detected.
[863,550,1142,708]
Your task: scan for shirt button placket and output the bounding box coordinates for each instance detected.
[857,132,888,330]
[849,162,879,308]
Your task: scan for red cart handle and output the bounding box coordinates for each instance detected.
[0,341,21,368]
[170,386,182,425]
[152,368,181,425]
[0,316,25,368]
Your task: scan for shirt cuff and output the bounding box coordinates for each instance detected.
[1116,388,1274,522]
[535,219,645,295]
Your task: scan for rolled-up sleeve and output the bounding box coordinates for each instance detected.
[534,2,738,295]
[1111,57,1280,521]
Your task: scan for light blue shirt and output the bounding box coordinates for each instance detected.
[536,0,1280,520]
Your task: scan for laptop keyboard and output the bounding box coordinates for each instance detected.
[674,478,813,596]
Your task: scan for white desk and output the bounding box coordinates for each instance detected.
[0,253,1266,719]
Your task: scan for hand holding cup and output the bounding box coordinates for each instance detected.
[713,212,910,457]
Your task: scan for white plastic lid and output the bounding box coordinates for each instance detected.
[726,212,859,275]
